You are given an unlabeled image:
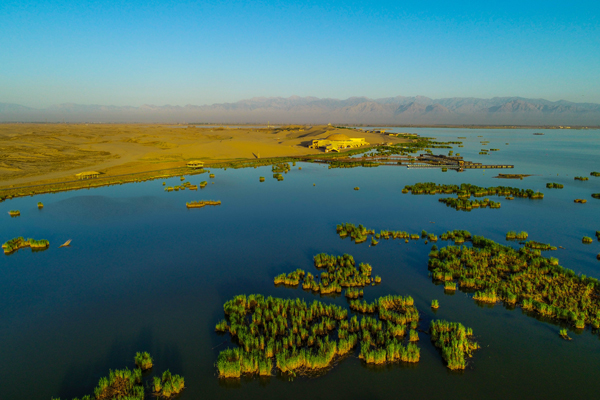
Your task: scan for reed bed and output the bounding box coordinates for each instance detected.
[134,351,153,371]
[200,181,208,188]
[574,176,589,181]
[431,299,439,309]
[428,235,600,329]
[593,194,600,199]
[559,329,572,340]
[430,320,479,370]
[546,183,564,189]
[215,293,424,377]
[186,200,221,208]
[272,163,291,173]
[574,199,587,203]
[273,173,284,181]
[260,177,265,182]
[275,253,376,294]
[52,353,184,400]
[403,182,543,199]
[591,172,600,177]
[8,210,20,216]
[3,237,49,254]
[582,237,593,244]
[37,202,44,208]
[506,231,528,240]
[525,241,557,251]
[438,197,501,211]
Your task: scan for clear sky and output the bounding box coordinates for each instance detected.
[1,0,599,108]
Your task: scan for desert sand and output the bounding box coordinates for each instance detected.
[0,124,403,189]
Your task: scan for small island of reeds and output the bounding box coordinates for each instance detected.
[506,231,528,240]
[591,172,600,177]
[3,237,49,254]
[215,293,422,379]
[51,353,184,400]
[37,202,44,208]
[403,182,542,199]
[430,320,479,370]
[428,235,600,330]
[546,183,564,189]
[574,176,589,181]
[186,200,221,208]
[574,199,587,203]
[274,253,376,294]
[8,210,20,217]
[438,197,501,211]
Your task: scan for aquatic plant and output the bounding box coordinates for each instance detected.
[559,329,571,340]
[525,241,557,251]
[200,181,208,188]
[134,352,153,371]
[8,210,20,216]
[574,176,589,181]
[429,235,600,329]
[209,174,215,178]
[546,183,564,189]
[438,197,501,211]
[3,237,49,254]
[592,194,600,199]
[186,200,221,208]
[272,163,291,173]
[583,237,593,244]
[259,177,265,182]
[431,299,439,309]
[403,182,543,199]
[430,320,479,370]
[574,199,587,203]
[506,231,528,240]
[591,172,600,177]
[354,187,360,190]
[37,202,44,208]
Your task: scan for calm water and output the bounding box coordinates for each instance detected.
[1,128,599,400]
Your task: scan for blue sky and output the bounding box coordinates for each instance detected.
[1,0,599,107]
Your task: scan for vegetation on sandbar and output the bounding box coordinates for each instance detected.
[430,320,479,370]
[3,237,49,254]
[546,183,564,189]
[428,235,600,329]
[186,200,221,208]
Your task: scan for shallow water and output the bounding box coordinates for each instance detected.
[1,128,599,400]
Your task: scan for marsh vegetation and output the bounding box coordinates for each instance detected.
[430,320,479,370]
[429,235,600,329]
[3,237,49,254]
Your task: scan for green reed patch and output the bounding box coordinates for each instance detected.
[430,320,479,370]
[429,235,600,330]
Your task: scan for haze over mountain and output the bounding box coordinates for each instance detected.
[2,95,599,125]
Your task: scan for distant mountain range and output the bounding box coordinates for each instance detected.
[2,95,600,125]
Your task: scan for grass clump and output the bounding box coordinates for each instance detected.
[37,202,44,208]
[438,197,501,211]
[559,329,571,340]
[431,299,439,309]
[186,200,221,208]
[8,210,20,216]
[134,351,153,371]
[506,231,528,240]
[591,172,600,177]
[574,176,589,181]
[3,237,49,254]
[574,199,587,203]
[525,241,557,251]
[430,320,479,370]
[546,183,564,189]
[259,177,265,182]
[582,237,593,244]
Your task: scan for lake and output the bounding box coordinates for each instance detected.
[1,128,599,399]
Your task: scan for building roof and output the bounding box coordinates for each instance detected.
[326,133,351,141]
[75,171,100,176]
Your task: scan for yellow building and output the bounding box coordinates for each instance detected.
[75,171,100,179]
[309,133,368,153]
[186,160,204,168]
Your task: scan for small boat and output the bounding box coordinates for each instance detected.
[59,239,72,248]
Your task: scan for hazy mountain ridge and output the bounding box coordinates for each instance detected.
[1,96,600,124]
